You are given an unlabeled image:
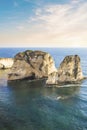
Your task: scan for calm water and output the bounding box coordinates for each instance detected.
[0,48,87,130]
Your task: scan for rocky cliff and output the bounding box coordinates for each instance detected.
[8,50,56,81]
[46,55,84,85]
[0,58,14,69]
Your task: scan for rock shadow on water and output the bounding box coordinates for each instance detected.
[7,78,82,101]
[8,78,47,88]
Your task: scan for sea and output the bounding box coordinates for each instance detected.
[0,48,87,130]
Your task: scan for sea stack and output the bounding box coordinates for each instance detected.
[8,50,56,81]
[46,55,84,85]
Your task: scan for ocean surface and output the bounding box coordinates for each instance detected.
[0,48,87,130]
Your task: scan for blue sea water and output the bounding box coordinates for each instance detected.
[0,48,87,130]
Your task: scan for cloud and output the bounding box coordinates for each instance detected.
[32,1,87,29]
[26,0,87,46]
[16,25,24,31]
[14,1,18,7]
[23,0,43,6]
[71,0,80,4]
[1,0,87,47]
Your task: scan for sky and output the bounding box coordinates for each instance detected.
[0,0,87,47]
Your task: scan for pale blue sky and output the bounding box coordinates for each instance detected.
[0,0,87,47]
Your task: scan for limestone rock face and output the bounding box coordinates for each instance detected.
[46,55,84,85]
[8,50,56,81]
[0,58,14,69]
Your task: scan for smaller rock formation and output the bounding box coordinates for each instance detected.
[8,50,56,81]
[0,58,14,69]
[46,55,84,85]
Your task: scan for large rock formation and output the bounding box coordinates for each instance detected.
[46,55,84,85]
[0,58,14,69]
[8,50,56,81]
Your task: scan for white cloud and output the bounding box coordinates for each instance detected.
[16,25,24,31]
[26,0,87,47]
[14,1,18,7]
[24,0,42,6]
[71,0,80,4]
[33,2,87,29]
[1,0,87,47]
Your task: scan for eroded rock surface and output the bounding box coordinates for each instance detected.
[8,50,56,81]
[46,55,84,85]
